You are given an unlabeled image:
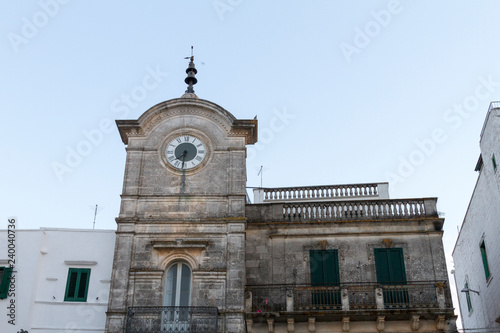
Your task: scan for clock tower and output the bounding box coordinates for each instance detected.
[105,54,257,332]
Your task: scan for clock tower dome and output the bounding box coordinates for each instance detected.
[105,54,257,332]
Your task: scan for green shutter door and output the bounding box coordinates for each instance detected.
[310,250,325,286]
[310,250,339,285]
[374,248,408,308]
[374,248,406,284]
[309,250,340,308]
[374,249,390,283]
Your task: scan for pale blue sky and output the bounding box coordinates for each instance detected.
[2,1,500,323]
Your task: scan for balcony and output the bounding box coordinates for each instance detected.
[246,198,441,225]
[253,183,389,204]
[245,281,452,319]
[125,306,219,333]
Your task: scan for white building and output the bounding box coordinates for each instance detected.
[453,101,500,330]
[0,227,115,333]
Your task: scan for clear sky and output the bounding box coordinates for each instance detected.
[2,1,500,325]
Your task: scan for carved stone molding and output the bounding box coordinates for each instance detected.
[381,238,394,248]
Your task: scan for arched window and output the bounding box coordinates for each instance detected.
[164,262,191,307]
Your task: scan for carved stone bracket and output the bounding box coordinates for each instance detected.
[246,319,253,333]
[436,315,446,331]
[342,317,350,332]
[308,317,316,333]
[410,315,420,331]
[377,316,385,332]
[267,318,274,333]
[287,318,295,333]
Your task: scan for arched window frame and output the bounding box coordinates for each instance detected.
[163,261,192,307]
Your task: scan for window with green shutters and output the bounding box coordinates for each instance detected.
[374,248,408,308]
[374,248,407,284]
[480,241,491,280]
[0,267,13,299]
[64,268,91,302]
[309,250,341,308]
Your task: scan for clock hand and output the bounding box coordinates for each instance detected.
[181,150,187,169]
[175,151,187,160]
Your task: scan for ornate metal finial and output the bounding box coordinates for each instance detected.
[184,46,197,94]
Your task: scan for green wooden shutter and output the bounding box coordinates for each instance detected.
[310,250,339,286]
[0,267,13,299]
[389,249,406,283]
[310,250,324,286]
[77,270,90,299]
[374,248,406,284]
[374,249,390,283]
[309,250,341,307]
[64,268,91,302]
[480,241,490,280]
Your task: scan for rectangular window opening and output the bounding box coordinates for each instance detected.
[64,268,91,302]
[0,267,13,299]
[480,241,491,280]
[309,250,341,309]
[492,154,497,172]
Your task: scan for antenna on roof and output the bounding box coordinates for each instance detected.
[93,204,98,229]
[257,166,263,188]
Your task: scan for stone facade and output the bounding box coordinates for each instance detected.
[105,93,457,332]
[245,187,456,333]
[105,96,256,333]
[453,102,500,330]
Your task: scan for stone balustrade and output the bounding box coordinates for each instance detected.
[246,198,439,222]
[252,183,389,204]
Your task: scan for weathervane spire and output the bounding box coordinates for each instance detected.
[184,46,198,95]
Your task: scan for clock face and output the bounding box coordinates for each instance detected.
[165,135,207,170]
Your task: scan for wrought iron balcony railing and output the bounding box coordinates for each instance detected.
[125,306,218,333]
[245,281,452,314]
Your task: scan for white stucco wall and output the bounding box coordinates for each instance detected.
[453,103,500,330]
[0,228,115,333]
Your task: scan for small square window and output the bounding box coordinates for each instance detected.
[64,268,91,302]
[0,267,13,299]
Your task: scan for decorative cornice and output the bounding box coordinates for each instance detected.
[151,239,210,250]
[116,98,257,145]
